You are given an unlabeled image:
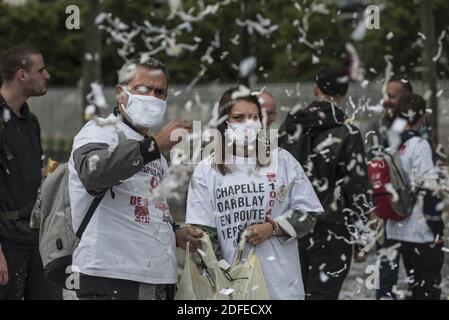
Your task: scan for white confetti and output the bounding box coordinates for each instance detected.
[84,105,96,120]
[88,155,100,173]
[239,56,257,78]
[184,100,193,112]
[319,271,329,283]
[361,80,370,88]
[88,82,107,109]
[2,108,11,122]
[418,32,426,40]
[251,285,260,291]
[433,30,447,62]
[219,288,235,295]
[230,34,240,45]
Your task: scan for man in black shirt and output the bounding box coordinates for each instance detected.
[0,46,61,299]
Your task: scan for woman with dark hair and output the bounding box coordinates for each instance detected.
[185,87,323,299]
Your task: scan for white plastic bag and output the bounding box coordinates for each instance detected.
[176,232,269,300]
[175,233,230,300]
[225,247,269,300]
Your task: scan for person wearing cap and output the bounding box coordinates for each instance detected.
[280,68,373,300]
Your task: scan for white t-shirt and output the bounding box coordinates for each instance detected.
[69,114,177,284]
[386,137,437,243]
[186,148,323,299]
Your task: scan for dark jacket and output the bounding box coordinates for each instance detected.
[280,101,373,235]
[0,97,42,248]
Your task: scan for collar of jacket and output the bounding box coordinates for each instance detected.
[400,130,420,144]
[0,95,30,119]
[295,100,347,133]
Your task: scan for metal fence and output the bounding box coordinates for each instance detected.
[29,80,449,159]
[28,81,449,224]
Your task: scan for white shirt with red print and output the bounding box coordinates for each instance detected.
[186,148,323,299]
[69,114,177,284]
[386,137,437,243]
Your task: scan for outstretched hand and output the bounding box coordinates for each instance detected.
[354,248,368,263]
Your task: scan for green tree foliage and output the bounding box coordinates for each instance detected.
[0,0,447,86]
[357,0,449,79]
[0,0,85,85]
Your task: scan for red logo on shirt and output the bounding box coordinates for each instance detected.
[130,196,150,223]
[134,206,150,223]
[266,172,276,182]
[150,176,159,188]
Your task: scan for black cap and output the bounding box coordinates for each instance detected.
[315,68,349,96]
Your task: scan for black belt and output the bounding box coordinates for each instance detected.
[0,201,34,221]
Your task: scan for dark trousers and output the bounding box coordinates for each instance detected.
[0,246,62,300]
[76,273,176,300]
[400,241,444,300]
[298,229,353,300]
[376,238,400,299]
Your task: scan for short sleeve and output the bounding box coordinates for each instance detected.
[185,162,216,228]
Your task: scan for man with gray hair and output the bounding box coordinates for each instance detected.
[68,57,202,300]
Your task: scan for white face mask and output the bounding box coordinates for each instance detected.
[226,120,262,147]
[120,86,166,128]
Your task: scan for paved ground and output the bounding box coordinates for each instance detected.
[63,246,448,300]
[340,251,449,300]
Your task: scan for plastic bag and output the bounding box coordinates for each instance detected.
[225,247,269,300]
[175,232,269,300]
[175,232,231,300]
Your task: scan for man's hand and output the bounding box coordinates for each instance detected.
[369,210,383,231]
[154,120,192,151]
[245,223,273,246]
[354,248,368,263]
[175,225,203,252]
[0,249,8,285]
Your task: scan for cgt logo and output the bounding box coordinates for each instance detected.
[134,206,150,223]
[130,196,150,223]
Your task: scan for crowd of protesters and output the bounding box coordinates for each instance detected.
[0,46,447,300]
